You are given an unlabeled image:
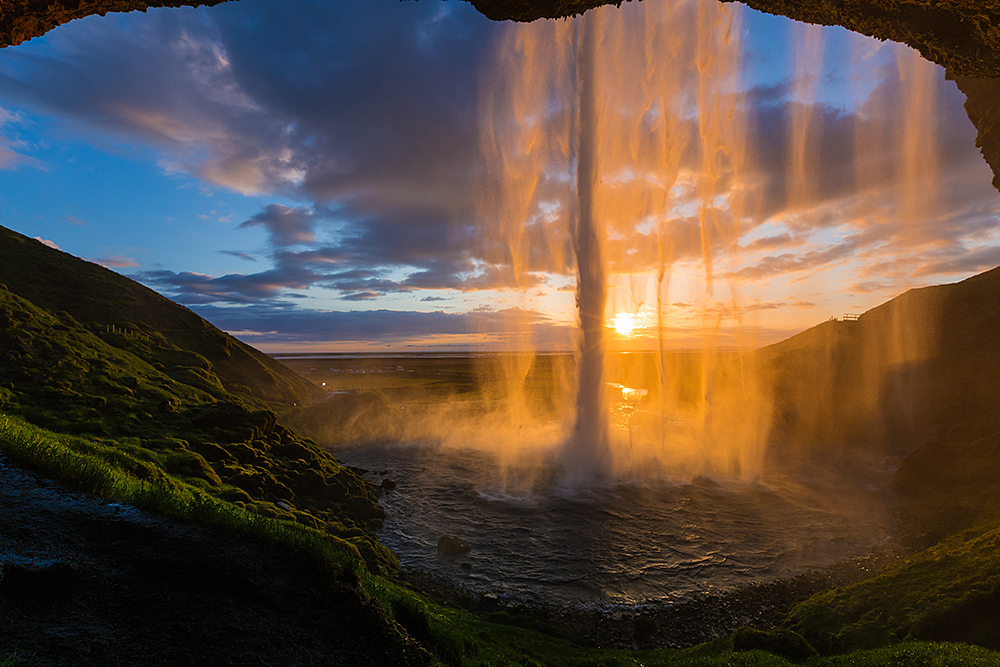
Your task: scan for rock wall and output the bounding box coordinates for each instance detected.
[0,0,230,49]
[951,72,1000,192]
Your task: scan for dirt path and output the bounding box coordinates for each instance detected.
[0,453,427,666]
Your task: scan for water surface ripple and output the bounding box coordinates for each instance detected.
[339,444,892,609]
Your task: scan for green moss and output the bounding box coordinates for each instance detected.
[0,413,364,575]
[0,226,323,407]
[785,525,1000,653]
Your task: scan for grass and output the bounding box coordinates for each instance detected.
[784,524,1000,653]
[0,226,322,407]
[0,413,365,579]
[0,282,400,573]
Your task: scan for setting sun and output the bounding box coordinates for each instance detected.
[612,312,636,337]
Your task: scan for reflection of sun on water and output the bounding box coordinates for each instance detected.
[612,312,636,337]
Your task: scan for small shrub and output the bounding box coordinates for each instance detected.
[732,626,817,662]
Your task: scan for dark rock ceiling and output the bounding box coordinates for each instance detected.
[0,1,229,50]
[2,0,1000,191]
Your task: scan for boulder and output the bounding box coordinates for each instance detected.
[437,535,470,557]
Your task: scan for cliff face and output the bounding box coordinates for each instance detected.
[950,73,1000,192]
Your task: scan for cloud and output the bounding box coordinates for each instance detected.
[913,245,1000,277]
[239,203,316,246]
[744,298,815,311]
[189,303,572,348]
[741,233,797,252]
[90,254,139,268]
[33,236,59,250]
[849,281,890,293]
[729,237,865,281]
[0,105,42,171]
[139,266,318,304]
[217,250,256,261]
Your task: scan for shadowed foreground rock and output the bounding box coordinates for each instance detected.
[0,453,429,666]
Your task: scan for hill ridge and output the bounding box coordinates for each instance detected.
[0,225,323,407]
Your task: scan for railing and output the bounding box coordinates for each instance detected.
[101,324,150,341]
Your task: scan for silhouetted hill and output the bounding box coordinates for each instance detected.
[759,266,1000,453]
[0,225,323,407]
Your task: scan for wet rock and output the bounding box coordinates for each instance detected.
[633,614,657,644]
[381,479,397,491]
[0,560,81,602]
[345,497,387,526]
[437,535,470,557]
[460,562,472,571]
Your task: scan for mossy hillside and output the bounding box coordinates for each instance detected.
[374,584,1000,667]
[0,288,395,573]
[892,431,1000,544]
[0,412,366,573]
[783,523,1000,654]
[0,227,322,407]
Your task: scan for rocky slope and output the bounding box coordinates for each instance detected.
[0,451,428,666]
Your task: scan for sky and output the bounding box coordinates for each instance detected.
[1,0,998,352]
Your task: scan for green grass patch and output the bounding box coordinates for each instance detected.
[785,525,1000,653]
[0,413,364,580]
[816,642,1000,667]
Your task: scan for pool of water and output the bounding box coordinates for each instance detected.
[338,442,895,609]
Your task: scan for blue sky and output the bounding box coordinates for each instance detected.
[1,0,998,351]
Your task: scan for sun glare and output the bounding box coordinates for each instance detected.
[612,312,636,337]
